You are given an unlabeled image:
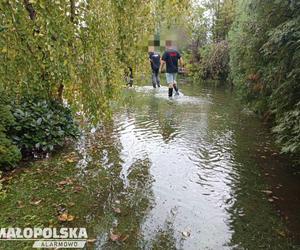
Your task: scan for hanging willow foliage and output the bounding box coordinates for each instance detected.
[0,0,191,119]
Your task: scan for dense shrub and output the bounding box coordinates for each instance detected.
[0,89,79,170]
[0,91,79,170]
[229,0,300,155]
[272,104,300,154]
[189,41,230,84]
[11,98,79,157]
[262,15,300,155]
[0,98,22,169]
[200,41,230,82]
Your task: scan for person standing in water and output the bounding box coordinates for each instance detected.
[126,67,133,87]
[160,40,184,97]
[149,51,161,88]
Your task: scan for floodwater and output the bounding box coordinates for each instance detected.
[73,82,299,249]
[1,81,300,250]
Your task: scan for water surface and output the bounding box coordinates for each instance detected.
[1,81,299,250]
[75,82,298,249]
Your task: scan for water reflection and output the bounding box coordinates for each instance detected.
[74,118,155,249]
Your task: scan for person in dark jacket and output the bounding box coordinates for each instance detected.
[160,40,184,97]
[149,50,161,88]
[125,67,133,87]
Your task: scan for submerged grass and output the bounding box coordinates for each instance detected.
[0,141,154,249]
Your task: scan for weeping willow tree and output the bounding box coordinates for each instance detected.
[0,0,191,119]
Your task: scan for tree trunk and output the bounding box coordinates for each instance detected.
[57,0,76,103]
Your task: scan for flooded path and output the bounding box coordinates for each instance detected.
[1,82,299,250]
[75,82,299,249]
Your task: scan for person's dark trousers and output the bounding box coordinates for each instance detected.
[173,83,179,94]
[168,87,173,97]
[126,67,133,87]
[152,68,160,88]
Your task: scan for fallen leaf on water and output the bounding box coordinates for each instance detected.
[182,231,191,237]
[113,208,121,214]
[262,190,273,195]
[58,212,75,222]
[109,232,120,241]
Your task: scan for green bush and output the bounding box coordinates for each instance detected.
[0,93,22,169]
[229,0,300,155]
[11,98,79,157]
[272,103,300,154]
[0,130,21,169]
[0,88,79,169]
[191,41,230,83]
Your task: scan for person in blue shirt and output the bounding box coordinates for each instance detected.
[149,50,161,88]
[160,40,184,97]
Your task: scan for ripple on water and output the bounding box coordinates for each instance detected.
[134,85,212,105]
[110,94,240,249]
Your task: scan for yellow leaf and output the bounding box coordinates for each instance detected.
[58,213,75,222]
